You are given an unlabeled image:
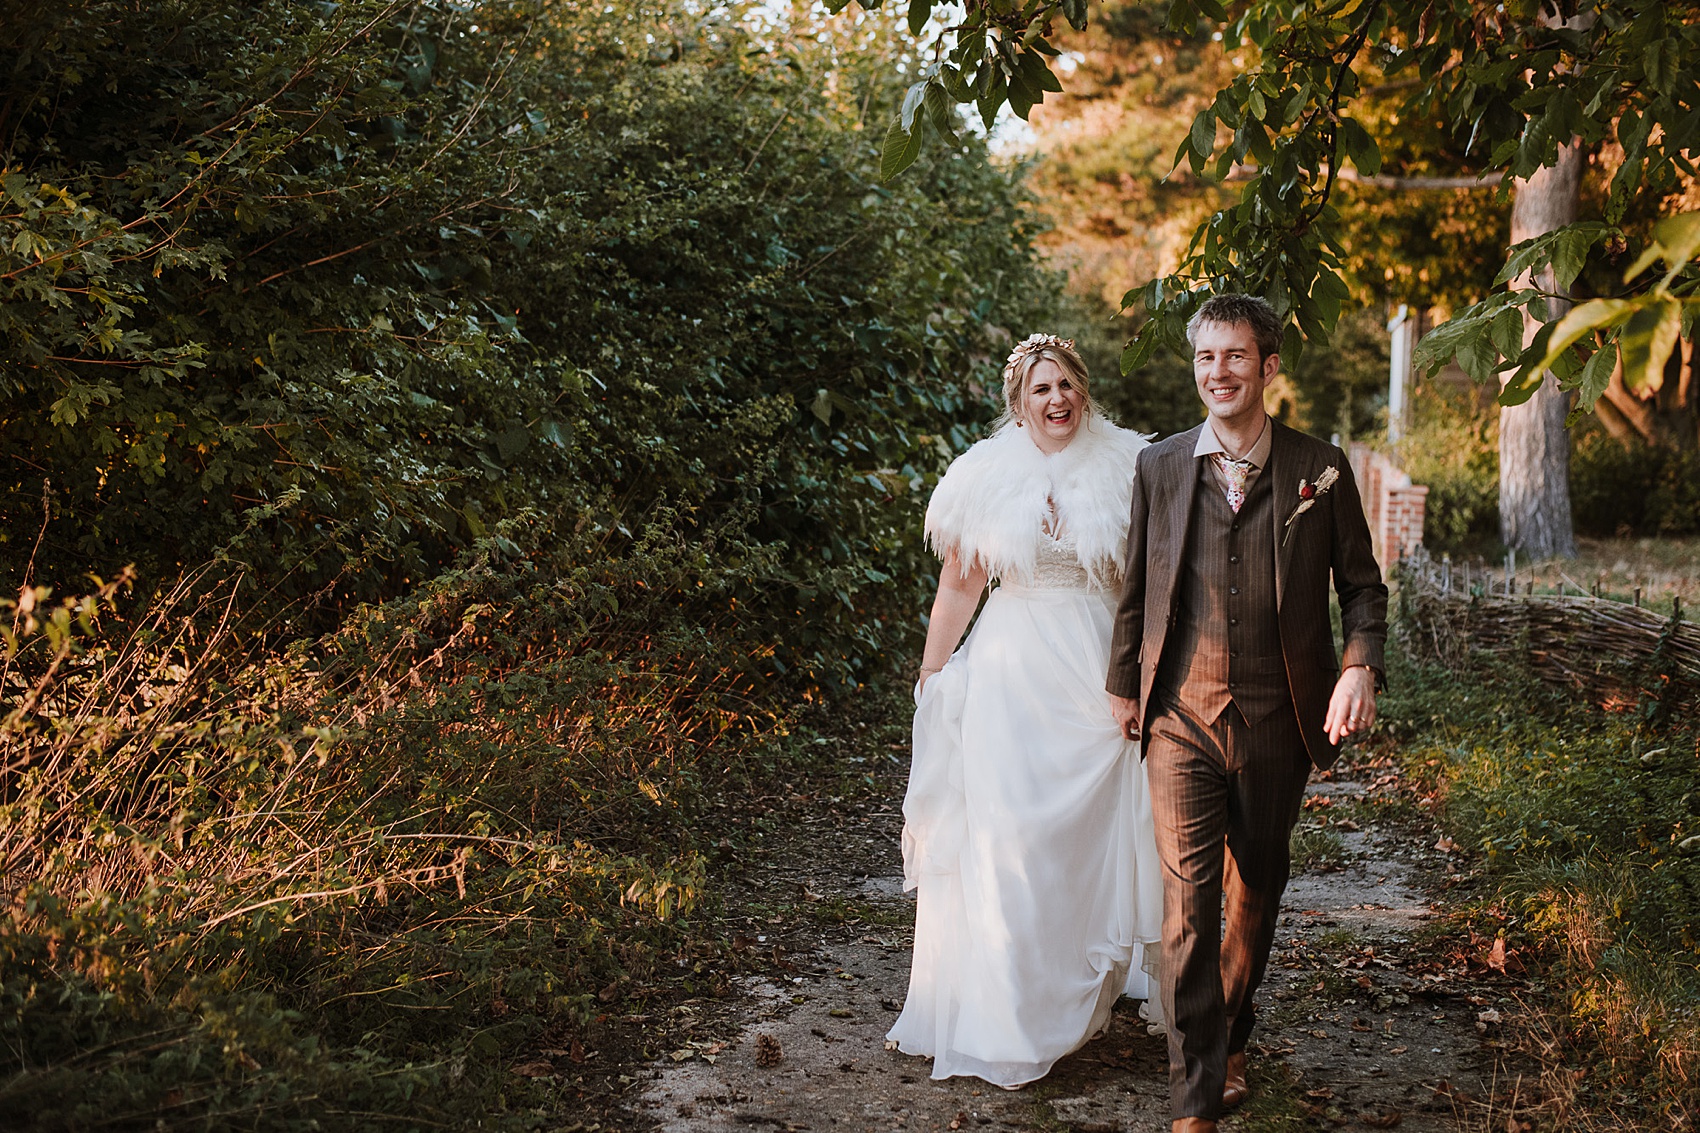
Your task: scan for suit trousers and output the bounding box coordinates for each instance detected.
[1144,692,1312,1120]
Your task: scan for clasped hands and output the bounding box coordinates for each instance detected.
[1107,665,1377,744]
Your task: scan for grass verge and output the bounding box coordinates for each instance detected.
[1381,623,1700,1129]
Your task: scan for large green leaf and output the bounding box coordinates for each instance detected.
[906,0,932,36]
[923,82,958,143]
[898,80,928,133]
[1337,117,1380,177]
[1191,109,1217,159]
[1508,297,1635,395]
[1570,338,1618,409]
[1617,296,1682,395]
[881,119,923,181]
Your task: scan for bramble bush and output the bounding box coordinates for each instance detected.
[0,0,1061,1126]
[1,521,805,1129]
[0,0,1054,681]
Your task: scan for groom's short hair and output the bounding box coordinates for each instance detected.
[1186,294,1283,361]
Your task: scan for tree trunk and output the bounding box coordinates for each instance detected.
[1500,140,1584,559]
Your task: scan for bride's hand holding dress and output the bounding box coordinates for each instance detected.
[915,550,986,698]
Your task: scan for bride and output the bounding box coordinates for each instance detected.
[886,333,1164,1089]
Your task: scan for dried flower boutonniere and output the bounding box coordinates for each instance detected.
[1282,465,1340,546]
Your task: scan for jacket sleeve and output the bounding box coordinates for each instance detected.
[1106,445,1152,700]
[1328,450,1389,683]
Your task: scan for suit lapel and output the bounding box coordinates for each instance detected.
[1168,426,1202,571]
[1162,428,1203,626]
[1270,420,1298,609]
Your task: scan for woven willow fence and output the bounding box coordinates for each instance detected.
[1398,548,1700,715]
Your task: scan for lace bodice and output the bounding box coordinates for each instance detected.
[1004,532,1099,592]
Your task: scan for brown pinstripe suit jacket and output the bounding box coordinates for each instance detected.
[1106,420,1388,769]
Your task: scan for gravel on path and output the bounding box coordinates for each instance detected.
[627,756,1514,1133]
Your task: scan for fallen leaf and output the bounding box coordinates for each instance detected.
[1362,1112,1403,1128]
[511,1060,556,1077]
[1434,836,1457,853]
[1484,937,1507,972]
[1307,1087,1335,1100]
[1352,1018,1372,1032]
[668,1049,696,1062]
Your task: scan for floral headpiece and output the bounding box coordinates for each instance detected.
[1002,333,1077,378]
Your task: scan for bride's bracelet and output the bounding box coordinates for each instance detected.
[918,664,943,675]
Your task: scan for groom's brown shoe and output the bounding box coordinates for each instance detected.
[1222,1051,1250,1109]
[1172,1120,1218,1132]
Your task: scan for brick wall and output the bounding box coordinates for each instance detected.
[1348,442,1429,569]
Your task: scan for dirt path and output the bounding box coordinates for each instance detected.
[625,755,1517,1133]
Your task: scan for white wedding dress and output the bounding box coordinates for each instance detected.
[887,419,1165,1088]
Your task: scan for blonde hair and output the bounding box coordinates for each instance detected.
[997,334,1099,429]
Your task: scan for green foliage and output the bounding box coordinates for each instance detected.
[1400,383,1700,548]
[1397,381,1501,553]
[1571,423,1700,538]
[1424,211,1700,419]
[0,0,1065,1124]
[870,0,1700,415]
[1,0,1055,686]
[1384,641,1700,1115]
[1057,294,1202,439]
[0,523,790,1129]
[1394,370,1700,547]
[1284,306,1390,438]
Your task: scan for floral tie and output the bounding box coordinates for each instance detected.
[1214,454,1252,513]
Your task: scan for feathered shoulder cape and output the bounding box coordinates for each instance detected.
[924,415,1150,588]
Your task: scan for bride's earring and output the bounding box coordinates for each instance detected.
[1016,419,1025,427]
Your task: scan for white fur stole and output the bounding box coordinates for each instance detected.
[924,415,1150,588]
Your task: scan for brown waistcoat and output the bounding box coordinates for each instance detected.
[1155,456,1287,726]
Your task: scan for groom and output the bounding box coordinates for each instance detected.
[1107,295,1388,1133]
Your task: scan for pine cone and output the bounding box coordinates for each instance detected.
[753,1033,782,1067]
